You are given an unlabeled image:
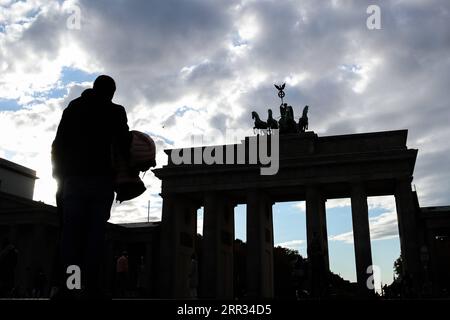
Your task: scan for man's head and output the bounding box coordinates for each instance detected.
[93,75,116,101]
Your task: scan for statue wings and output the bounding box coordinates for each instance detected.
[274,83,286,91]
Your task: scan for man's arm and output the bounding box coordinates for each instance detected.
[114,106,132,159]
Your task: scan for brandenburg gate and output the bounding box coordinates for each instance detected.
[153,129,421,299]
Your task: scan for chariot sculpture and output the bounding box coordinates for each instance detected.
[252,83,309,135]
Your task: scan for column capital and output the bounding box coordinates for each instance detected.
[350,180,366,187]
[203,190,218,197]
[246,189,272,204]
[351,182,367,195]
[246,188,260,196]
[395,176,413,185]
[305,184,320,196]
[395,177,414,198]
[160,192,176,201]
[305,183,320,190]
[162,193,202,209]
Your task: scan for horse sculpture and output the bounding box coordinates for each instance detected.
[252,111,268,134]
[267,109,278,134]
[298,105,309,133]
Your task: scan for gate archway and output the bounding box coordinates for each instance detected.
[153,130,420,298]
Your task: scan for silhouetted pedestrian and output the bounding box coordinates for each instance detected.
[25,266,33,298]
[32,266,47,298]
[136,256,146,297]
[0,238,18,298]
[52,75,131,299]
[116,251,129,297]
[188,253,199,299]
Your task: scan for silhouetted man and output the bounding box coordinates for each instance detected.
[188,253,199,299]
[52,75,131,299]
[115,251,129,297]
[0,238,18,297]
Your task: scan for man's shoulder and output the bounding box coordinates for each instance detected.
[64,96,84,112]
[111,102,126,112]
[110,103,128,119]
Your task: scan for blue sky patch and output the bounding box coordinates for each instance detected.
[198,201,399,285]
[174,105,199,117]
[60,67,98,86]
[0,98,21,111]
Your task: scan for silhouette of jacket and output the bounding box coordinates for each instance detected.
[52,89,131,179]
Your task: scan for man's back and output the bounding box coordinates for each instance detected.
[52,88,130,178]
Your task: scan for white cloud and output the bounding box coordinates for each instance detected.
[293,202,305,213]
[292,196,399,245]
[276,239,306,251]
[197,215,203,235]
[329,209,399,244]
[327,198,351,209]
[1,0,449,225]
[0,1,89,102]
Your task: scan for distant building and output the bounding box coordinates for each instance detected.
[0,157,160,298]
[419,206,450,295]
[0,157,37,199]
[0,188,57,297]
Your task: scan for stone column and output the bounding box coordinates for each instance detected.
[306,186,329,297]
[394,177,421,293]
[201,192,235,298]
[319,198,329,270]
[246,190,274,298]
[158,194,198,298]
[351,183,374,295]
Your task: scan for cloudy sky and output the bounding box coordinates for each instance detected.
[1,0,449,286]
